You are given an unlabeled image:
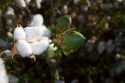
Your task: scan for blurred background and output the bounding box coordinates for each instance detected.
[0,0,125,83]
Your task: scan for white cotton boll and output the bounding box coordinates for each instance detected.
[30,37,49,55]
[9,75,19,83]
[15,0,26,8]
[30,14,44,26]
[25,0,31,4]
[25,27,43,42]
[0,50,13,57]
[117,0,122,2]
[115,53,124,60]
[97,41,106,54]
[13,27,26,40]
[6,19,13,26]
[0,58,9,83]
[41,25,52,38]
[85,39,94,52]
[35,0,43,9]
[106,39,115,54]
[115,33,122,46]
[6,7,15,17]
[114,60,125,75]
[115,36,122,46]
[17,40,32,57]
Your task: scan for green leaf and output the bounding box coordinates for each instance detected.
[62,31,85,55]
[57,15,71,29]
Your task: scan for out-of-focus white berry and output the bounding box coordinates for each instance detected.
[15,0,26,8]
[97,41,106,54]
[0,58,9,83]
[13,27,26,40]
[35,0,43,9]
[41,25,51,38]
[30,14,44,26]
[16,40,32,57]
[25,27,43,42]
[0,39,8,48]
[30,37,49,55]
[106,39,115,54]
[6,19,13,29]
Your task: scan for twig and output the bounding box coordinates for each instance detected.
[50,0,56,16]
